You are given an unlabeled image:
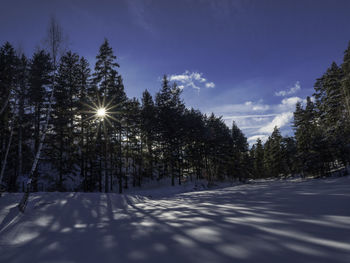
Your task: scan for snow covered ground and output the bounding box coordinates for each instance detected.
[1,176,350,263]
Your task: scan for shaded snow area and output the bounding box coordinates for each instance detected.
[1,177,350,263]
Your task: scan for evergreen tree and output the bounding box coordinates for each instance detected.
[12,54,31,191]
[251,138,265,178]
[155,76,185,185]
[51,51,81,190]
[76,57,91,191]
[0,42,17,189]
[93,38,120,96]
[340,42,350,165]
[264,127,283,177]
[314,62,347,165]
[27,50,53,191]
[230,121,249,180]
[183,108,206,181]
[141,90,157,180]
[92,38,122,192]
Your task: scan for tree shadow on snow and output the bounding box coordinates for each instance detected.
[0,178,349,263]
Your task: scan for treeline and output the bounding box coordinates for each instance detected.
[0,38,251,193]
[1,33,350,193]
[250,42,350,178]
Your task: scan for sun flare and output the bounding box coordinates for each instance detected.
[97,108,106,118]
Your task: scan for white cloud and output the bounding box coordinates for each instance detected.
[252,105,270,111]
[275,81,301,97]
[277,96,306,112]
[258,112,294,134]
[281,96,302,106]
[169,71,215,92]
[206,94,301,147]
[203,82,305,146]
[248,135,269,144]
[211,101,270,116]
[224,114,277,119]
[205,82,215,88]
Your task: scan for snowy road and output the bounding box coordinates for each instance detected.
[1,177,350,263]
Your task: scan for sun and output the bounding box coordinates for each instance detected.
[97,108,106,118]
[81,94,122,130]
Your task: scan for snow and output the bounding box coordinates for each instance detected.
[1,176,350,263]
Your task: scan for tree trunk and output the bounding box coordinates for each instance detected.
[0,128,13,187]
[0,92,11,116]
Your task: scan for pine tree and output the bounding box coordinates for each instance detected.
[11,54,30,191]
[341,41,350,117]
[264,127,283,177]
[280,137,297,175]
[231,121,249,180]
[76,57,91,191]
[251,138,265,178]
[141,90,157,180]
[314,62,346,165]
[155,76,185,185]
[183,108,206,181]
[340,42,350,165]
[0,42,17,189]
[50,51,81,190]
[294,97,330,176]
[93,38,120,96]
[27,50,53,191]
[92,38,122,192]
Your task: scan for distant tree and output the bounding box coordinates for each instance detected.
[280,137,297,175]
[141,90,157,180]
[155,76,185,185]
[264,127,283,177]
[230,121,249,180]
[183,108,206,181]
[251,138,265,178]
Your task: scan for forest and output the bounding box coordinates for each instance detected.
[1,21,350,194]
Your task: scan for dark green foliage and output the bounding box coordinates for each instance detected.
[51,51,81,190]
[0,43,18,189]
[250,138,265,178]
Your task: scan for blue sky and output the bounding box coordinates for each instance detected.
[1,0,350,144]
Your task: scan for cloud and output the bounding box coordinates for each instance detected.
[224,114,277,119]
[258,112,294,134]
[252,105,269,111]
[169,71,215,92]
[205,82,215,88]
[198,80,307,146]
[209,101,276,134]
[275,81,301,97]
[248,135,269,144]
[211,100,270,116]
[277,96,306,112]
[205,92,304,146]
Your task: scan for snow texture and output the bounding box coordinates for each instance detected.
[1,177,350,263]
